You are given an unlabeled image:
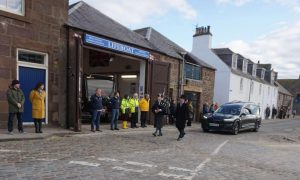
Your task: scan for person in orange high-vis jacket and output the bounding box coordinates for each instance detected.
[139,94,150,128]
[29,82,46,133]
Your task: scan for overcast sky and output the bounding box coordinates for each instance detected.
[69,0,300,79]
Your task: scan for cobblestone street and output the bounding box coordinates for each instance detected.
[1,118,300,180]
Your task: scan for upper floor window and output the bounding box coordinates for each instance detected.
[185,63,201,80]
[242,59,248,73]
[240,78,244,92]
[232,54,238,69]
[252,64,257,76]
[0,0,25,16]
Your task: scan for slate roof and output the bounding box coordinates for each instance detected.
[212,48,274,85]
[67,1,152,50]
[135,27,215,70]
[277,79,300,95]
[275,81,293,96]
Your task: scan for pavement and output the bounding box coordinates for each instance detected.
[0,116,299,142]
[0,117,300,179]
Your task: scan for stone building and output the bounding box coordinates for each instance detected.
[278,76,300,115]
[135,27,215,121]
[66,2,215,130]
[0,0,68,128]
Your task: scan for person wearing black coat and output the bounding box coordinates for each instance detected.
[152,94,166,136]
[175,95,189,141]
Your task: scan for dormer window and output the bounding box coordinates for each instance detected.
[252,64,257,76]
[0,0,25,16]
[242,59,248,73]
[232,54,238,69]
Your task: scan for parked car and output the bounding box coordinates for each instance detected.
[201,102,261,135]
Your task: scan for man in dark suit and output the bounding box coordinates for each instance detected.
[152,94,166,136]
[175,95,189,141]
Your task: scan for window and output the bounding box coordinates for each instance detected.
[185,63,201,80]
[0,0,25,16]
[252,64,257,76]
[242,59,248,73]
[18,51,46,65]
[232,54,238,69]
[240,78,244,92]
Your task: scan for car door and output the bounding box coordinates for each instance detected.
[240,108,251,129]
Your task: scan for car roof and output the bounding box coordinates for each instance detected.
[222,101,257,107]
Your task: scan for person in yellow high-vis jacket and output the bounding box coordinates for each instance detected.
[120,94,130,129]
[139,94,150,128]
[129,93,139,128]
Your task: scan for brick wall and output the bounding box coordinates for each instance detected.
[201,67,215,111]
[0,0,68,128]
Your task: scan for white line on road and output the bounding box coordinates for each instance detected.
[125,161,157,168]
[69,161,100,167]
[112,166,144,173]
[211,140,229,156]
[188,140,229,180]
[0,149,22,153]
[36,158,58,162]
[97,157,118,162]
[168,166,193,172]
[158,171,191,180]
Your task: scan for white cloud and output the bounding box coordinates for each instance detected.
[69,0,197,26]
[216,0,252,6]
[217,21,300,79]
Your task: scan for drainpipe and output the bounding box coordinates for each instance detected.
[180,52,187,96]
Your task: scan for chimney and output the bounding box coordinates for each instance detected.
[192,25,212,51]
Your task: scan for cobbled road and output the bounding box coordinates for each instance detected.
[1,118,300,180]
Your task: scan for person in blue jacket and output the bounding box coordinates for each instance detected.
[110,91,120,130]
[90,88,105,132]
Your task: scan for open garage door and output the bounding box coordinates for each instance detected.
[148,61,170,124]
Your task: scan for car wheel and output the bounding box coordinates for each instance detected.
[253,121,260,132]
[232,121,239,135]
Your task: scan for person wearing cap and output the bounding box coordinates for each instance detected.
[151,94,166,136]
[175,95,189,141]
[6,80,25,134]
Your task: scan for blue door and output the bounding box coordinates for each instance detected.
[19,66,46,123]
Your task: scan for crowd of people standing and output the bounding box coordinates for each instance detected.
[88,88,201,141]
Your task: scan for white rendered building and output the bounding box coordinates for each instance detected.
[191,26,278,119]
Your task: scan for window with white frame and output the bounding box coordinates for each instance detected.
[252,64,257,76]
[242,59,248,73]
[17,49,47,66]
[240,78,244,92]
[232,54,238,69]
[0,0,25,16]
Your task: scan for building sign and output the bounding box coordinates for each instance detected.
[84,34,150,59]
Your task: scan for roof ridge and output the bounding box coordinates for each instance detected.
[69,1,84,15]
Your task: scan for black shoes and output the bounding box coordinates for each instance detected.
[158,133,163,136]
[152,133,157,136]
[114,128,119,130]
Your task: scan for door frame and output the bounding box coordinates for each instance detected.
[16,48,49,125]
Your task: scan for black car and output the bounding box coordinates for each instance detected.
[201,102,261,135]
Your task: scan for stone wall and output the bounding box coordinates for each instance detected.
[0,0,68,128]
